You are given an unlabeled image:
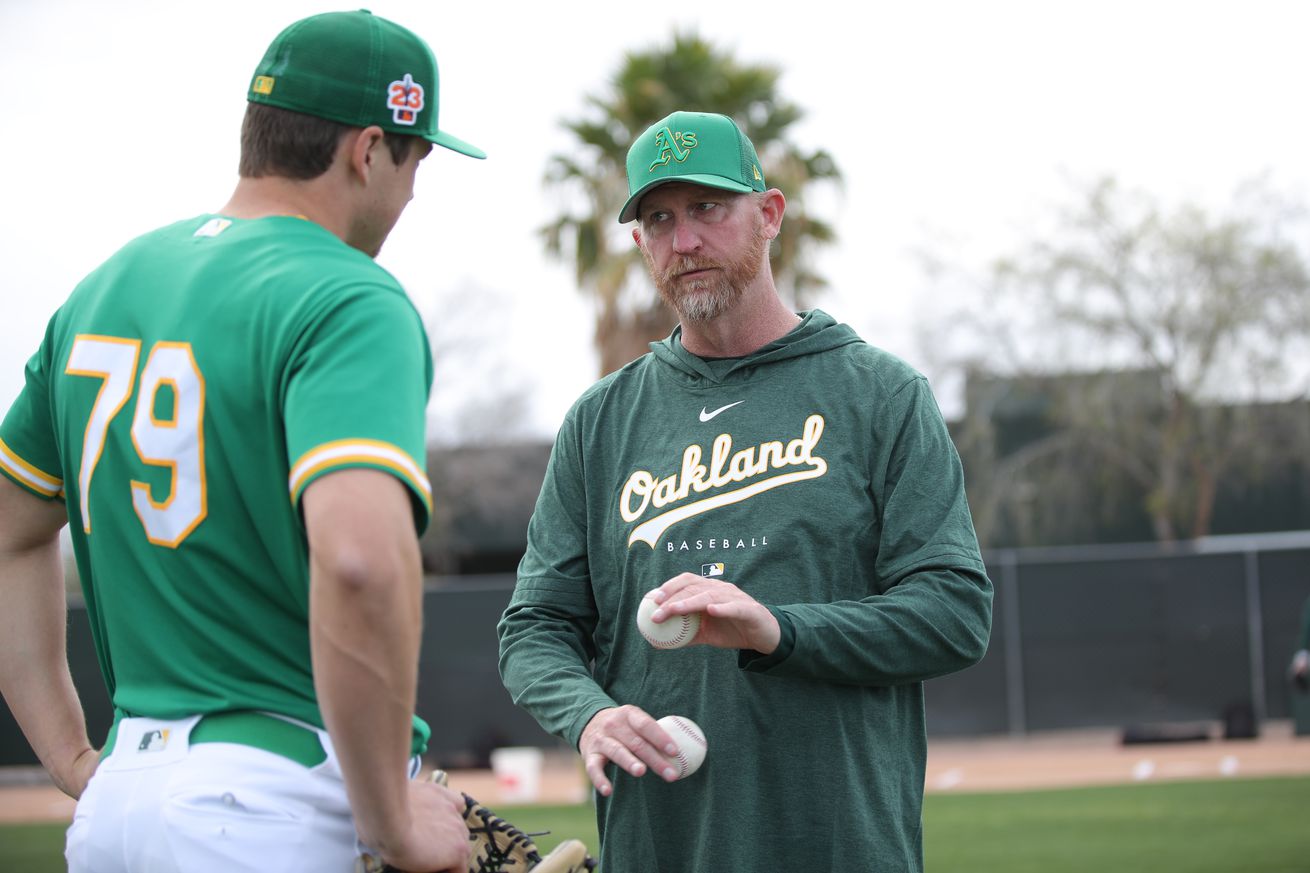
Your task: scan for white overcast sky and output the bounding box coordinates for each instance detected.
[3,0,1307,437]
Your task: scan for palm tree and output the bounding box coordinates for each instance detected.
[541,32,842,375]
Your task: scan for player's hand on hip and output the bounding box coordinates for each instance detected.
[579,705,682,796]
[54,745,100,800]
[372,779,471,873]
[650,572,781,655]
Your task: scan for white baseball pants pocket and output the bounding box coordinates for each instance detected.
[65,715,358,873]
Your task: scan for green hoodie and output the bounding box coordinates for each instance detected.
[499,310,992,872]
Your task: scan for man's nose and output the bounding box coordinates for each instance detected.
[671,219,701,254]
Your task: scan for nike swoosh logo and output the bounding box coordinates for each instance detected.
[699,401,745,422]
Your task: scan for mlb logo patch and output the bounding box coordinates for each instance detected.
[387,73,425,126]
[137,729,170,753]
[194,218,231,238]
[701,563,724,578]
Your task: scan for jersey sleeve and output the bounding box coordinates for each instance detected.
[0,326,65,501]
[282,283,434,532]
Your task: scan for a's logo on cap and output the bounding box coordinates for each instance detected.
[252,76,275,95]
[387,73,425,126]
[753,165,762,181]
[649,128,698,172]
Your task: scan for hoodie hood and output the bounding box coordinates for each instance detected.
[649,310,864,384]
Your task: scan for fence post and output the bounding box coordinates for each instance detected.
[1244,548,1267,726]
[1000,550,1027,736]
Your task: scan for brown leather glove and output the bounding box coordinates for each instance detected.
[358,770,598,873]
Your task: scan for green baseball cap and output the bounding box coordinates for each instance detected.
[618,111,765,223]
[248,10,484,159]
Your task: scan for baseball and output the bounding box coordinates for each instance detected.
[657,715,707,779]
[636,593,700,649]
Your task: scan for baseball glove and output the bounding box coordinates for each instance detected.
[357,770,598,873]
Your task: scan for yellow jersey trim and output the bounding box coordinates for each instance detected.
[0,437,63,499]
[289,439,431,511]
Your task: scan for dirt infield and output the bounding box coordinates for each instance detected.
[3,723,1307,825]
[923,721,1309,792]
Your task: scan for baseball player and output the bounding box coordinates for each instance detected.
[0,11,482,872]
[498,111,994,872]
[1292,598,1310,692]
[1292,598,1310,737]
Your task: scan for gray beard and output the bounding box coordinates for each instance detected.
[651,226,767,323]
[668,280,740,322]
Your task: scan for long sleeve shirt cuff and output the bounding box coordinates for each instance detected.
[739,606,796,672]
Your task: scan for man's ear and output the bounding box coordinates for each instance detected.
[631,226,643,247]
[347,125,387,183]
[759,188,786,240]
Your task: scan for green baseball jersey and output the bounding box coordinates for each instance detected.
[499,310,993,872]
[0,214,433,747]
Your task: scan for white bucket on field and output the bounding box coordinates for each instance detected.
[490,746,543,803]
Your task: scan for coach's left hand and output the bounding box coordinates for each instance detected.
[648,573,780,655]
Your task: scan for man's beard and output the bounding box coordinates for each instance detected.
[648,224,769,322]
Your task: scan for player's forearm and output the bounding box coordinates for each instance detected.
[0,535,95,796]
[310,540,422,850]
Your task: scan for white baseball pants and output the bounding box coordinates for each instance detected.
[65,715,365,873]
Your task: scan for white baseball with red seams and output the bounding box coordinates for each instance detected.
[636,593,701,649]
[656,715,707,779]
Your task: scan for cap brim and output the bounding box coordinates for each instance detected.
[618,175,755,223]
[427,129,485,160]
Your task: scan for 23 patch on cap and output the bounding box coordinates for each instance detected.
[387,73,424,126]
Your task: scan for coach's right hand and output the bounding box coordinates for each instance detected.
[580,705,682,796]
[370,779,471,873]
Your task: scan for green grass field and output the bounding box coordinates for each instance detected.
[3,776,1306,871]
